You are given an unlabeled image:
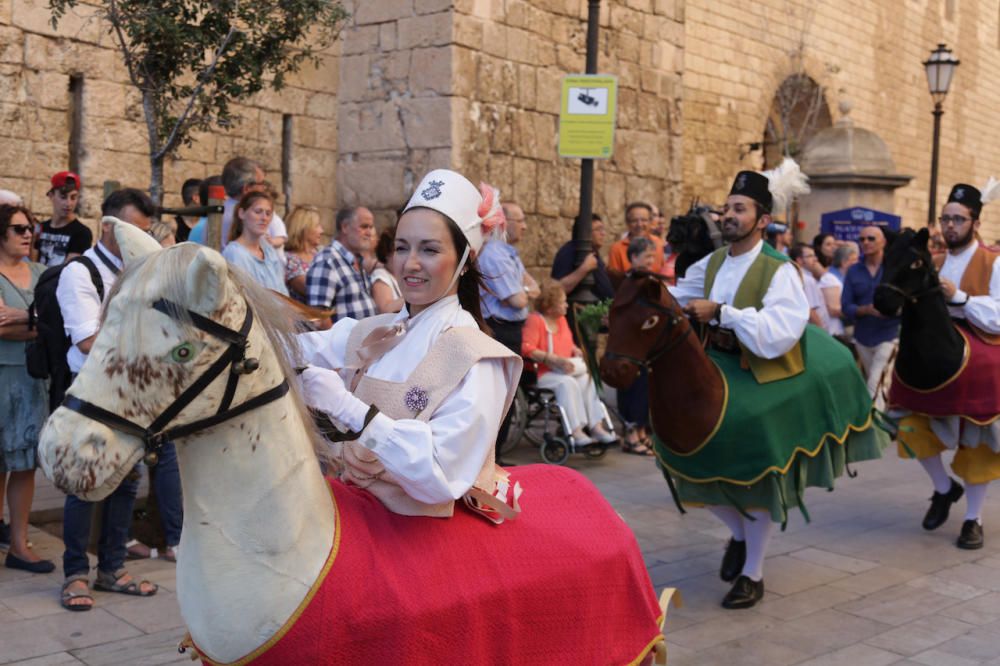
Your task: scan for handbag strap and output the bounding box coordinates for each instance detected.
[0,269,31,309]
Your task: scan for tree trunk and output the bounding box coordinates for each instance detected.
[141,90,164,207]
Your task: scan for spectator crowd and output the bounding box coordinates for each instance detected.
[1,156,910,614]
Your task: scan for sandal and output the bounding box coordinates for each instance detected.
[125,539,151,560]
[94,569,158,597]
[622,440,655,456]
[61,576,94,612]
[162,545,179,563]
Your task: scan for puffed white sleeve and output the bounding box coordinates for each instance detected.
[667,252,709,306]
[719,262,809,359]
[959,259,1000,334]
[297,318,358,370]
[358,358,510,505]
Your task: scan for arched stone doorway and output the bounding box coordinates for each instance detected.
[762,74,833,169]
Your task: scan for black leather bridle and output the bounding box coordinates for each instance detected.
[61,298,289,465]
[603,272,692,370]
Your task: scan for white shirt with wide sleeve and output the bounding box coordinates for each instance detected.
[668,240,810,359]
[298,296,516,505]
[56,243,122,374]
[940,242,1000,335]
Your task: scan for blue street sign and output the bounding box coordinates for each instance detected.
[820,207,901,244]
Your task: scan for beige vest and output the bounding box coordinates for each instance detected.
[332,313,522,520]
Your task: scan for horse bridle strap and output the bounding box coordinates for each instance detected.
[61,298,289,463]
[603,290,692,369]
[875,281,942,304]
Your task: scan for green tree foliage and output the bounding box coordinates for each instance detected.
[49,0,348,204]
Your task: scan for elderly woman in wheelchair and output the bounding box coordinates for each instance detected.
[521,281,618,447]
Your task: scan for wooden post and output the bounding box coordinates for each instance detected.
[206,184,226,251]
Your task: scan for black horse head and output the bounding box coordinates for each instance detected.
[667,203,720,278]
[873,228,938,318]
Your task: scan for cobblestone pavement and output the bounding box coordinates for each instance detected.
[4,445,1000,665]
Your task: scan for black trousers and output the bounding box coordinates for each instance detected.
[487,317,525,456]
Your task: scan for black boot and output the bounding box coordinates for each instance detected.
[922,478,964,531]
[957,519,984,550]
[719,538,746,582]
[721,575,764,609]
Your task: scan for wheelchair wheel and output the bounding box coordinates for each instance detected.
[498,388,528,455]
[540,434,570,465]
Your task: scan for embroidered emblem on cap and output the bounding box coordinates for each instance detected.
[404,386,429,414]
[735,174,747,191]
[421,180,445,200]
[954,187,965,200]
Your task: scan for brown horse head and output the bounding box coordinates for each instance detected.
[600,271,691,389]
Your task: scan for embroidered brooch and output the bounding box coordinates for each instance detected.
[404,386,429,413]
[421,180,445,200]
[954,187,965,200]
[735,174,747,191]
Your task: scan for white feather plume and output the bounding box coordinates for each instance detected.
[763,158,811,212]
[980,176,1000,205]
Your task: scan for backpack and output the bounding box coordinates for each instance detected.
[25,256,103,410]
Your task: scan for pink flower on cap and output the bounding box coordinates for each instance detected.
[477,182,506,240]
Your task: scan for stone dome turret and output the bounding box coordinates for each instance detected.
[799,101,897,175]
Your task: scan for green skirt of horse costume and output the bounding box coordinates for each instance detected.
[653,325,889,523]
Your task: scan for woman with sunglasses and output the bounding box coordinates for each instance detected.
[0,204,54,573]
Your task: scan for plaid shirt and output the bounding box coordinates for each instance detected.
[306,240,376,321]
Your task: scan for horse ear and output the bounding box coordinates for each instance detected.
[108,216,160,266]
[185,247,229,315]
[914,227,929,250]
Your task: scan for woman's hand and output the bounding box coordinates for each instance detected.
[300,366,373,432]
[551,356,576,374]
[571,347,583,358]
[0,305,27,327]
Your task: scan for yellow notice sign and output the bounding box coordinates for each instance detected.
[558,75,618,159]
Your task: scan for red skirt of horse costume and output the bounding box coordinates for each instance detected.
[191,464,663,666]
[889,322,1000,423]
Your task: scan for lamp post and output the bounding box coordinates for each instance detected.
[569,0,602,306]
[923,43,960,227]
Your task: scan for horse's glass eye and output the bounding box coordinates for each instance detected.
[910,259,923,269]
[641,315,660,330]
[170,342,196,363]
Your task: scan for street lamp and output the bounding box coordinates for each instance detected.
[923,43,960,226]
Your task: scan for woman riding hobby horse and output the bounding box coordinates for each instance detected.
[38,190,663,665]
[601,161,888,610]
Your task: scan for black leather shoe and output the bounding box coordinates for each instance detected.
[719,538,746,582]
[922,479,964,531]
[5,552,56,574]
[721,575,764,609]
[957,519,984,550]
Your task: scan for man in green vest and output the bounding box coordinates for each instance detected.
[650,164,885,611]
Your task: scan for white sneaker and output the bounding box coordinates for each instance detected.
[571,431,596,446]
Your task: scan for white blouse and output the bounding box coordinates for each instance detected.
[298,296,519,505]
[940,242,1000,334]
[669,240,809,359]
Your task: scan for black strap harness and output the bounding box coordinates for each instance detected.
[602,271,692,370]
[61,298,289,465]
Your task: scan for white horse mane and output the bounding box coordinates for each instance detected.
[104,243,330,462]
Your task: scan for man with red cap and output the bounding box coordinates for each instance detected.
[35,171,92,267]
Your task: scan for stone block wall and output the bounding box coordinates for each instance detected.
[335,0,455,232]
[682,0,1000,242]
[0,0,341,232]
[449,0,685,272]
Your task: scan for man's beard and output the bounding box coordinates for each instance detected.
[721,217,757,244]
[945,225,976,250]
